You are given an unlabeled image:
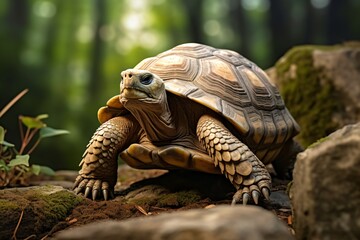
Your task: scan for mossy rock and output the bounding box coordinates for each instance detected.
[0,185,82,239]
[268,43,360,147]
[125,185,202,208]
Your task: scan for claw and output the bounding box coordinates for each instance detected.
[242,193,250,205]
[74,187,82,195]
[103,189,108,201]
[231,189,243,206]
[261,187,270,200]
[84,187,91,198]
[78,179,89,189]
[251,190,260,204]
[73,176,83,190]
[92,189,98,200]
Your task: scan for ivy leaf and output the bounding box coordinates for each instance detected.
[0,126,4,143]
[20,116,46,129]
[36,114,49,120]
[8,155,30,167]
[40,166,55,176]
[0,159,10,171]
[0,126,15,147]
[40,127,69,139]
[2,140,15,147]
[31,164,41,175]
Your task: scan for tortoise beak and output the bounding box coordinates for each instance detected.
[120,69,164,100]
[121,88,149,99]
[120,70,151,99]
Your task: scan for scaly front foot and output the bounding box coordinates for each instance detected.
[73,116,139,200]
[230,154,271,205]
[197,114,271,205]
[73,175,114,200]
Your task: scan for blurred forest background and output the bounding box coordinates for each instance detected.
[1,0,359,170]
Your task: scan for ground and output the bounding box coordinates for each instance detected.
[46,165,294,237]
[1,165,293,239]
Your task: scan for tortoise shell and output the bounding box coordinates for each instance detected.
[99,43,300,163]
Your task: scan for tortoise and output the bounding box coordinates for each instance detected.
[73,43,301,204]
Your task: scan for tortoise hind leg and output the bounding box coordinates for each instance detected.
[73,115,139,200]
[196,114,271,205]
[272,140,303,179]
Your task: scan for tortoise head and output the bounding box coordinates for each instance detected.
[120,69,165,102]
[119,69,177,141]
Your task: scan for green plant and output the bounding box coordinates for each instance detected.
[0,89,69,187]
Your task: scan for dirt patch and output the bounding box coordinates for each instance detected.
[50,169,293,237]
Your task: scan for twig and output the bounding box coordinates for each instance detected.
[135,205,149,216]
[12,209,24,240]
[40,234,49,240]
[24,235,36,240]
[0,89,28,118]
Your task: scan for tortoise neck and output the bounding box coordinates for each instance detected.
[121,91,178,142]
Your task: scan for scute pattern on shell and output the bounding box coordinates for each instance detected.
[134,43,299,163]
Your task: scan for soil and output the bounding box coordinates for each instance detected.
[44,166,294,237]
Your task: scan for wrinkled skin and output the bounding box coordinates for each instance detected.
[73,69,275,204]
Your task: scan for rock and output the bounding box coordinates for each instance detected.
[292,122,360,239]
[31,180,74,189]
[54,205,293,240]
[267,42,360,146]
[0,185,82,239]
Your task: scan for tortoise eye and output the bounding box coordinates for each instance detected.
[140,74,153,85]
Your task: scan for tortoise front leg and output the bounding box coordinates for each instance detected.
[73,115,139,200]
[196,115,271,205]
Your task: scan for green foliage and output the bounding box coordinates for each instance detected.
[40,127,70,139]
[8,155,30,167]
[0,90,69,188]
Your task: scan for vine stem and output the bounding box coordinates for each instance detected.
[19,128,39,155]
[18,118,24,142]
[19,128,30,155]
[27,138,41,155]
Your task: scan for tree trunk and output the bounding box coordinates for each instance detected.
[269,0,292,60]
[227,0,249,56]
[183,0,204,43]
[89,0,106,99]
[326,0,349,44]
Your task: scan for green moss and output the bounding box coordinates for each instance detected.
[23,186,83,225]
[307,136,330,149]
[275,45,343,147]
[127,195,159,206]
[0,199,21,212]
[42,192,82,219]
[157,190,201,207]
[0,186,83,239]
[127,190,201,208]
